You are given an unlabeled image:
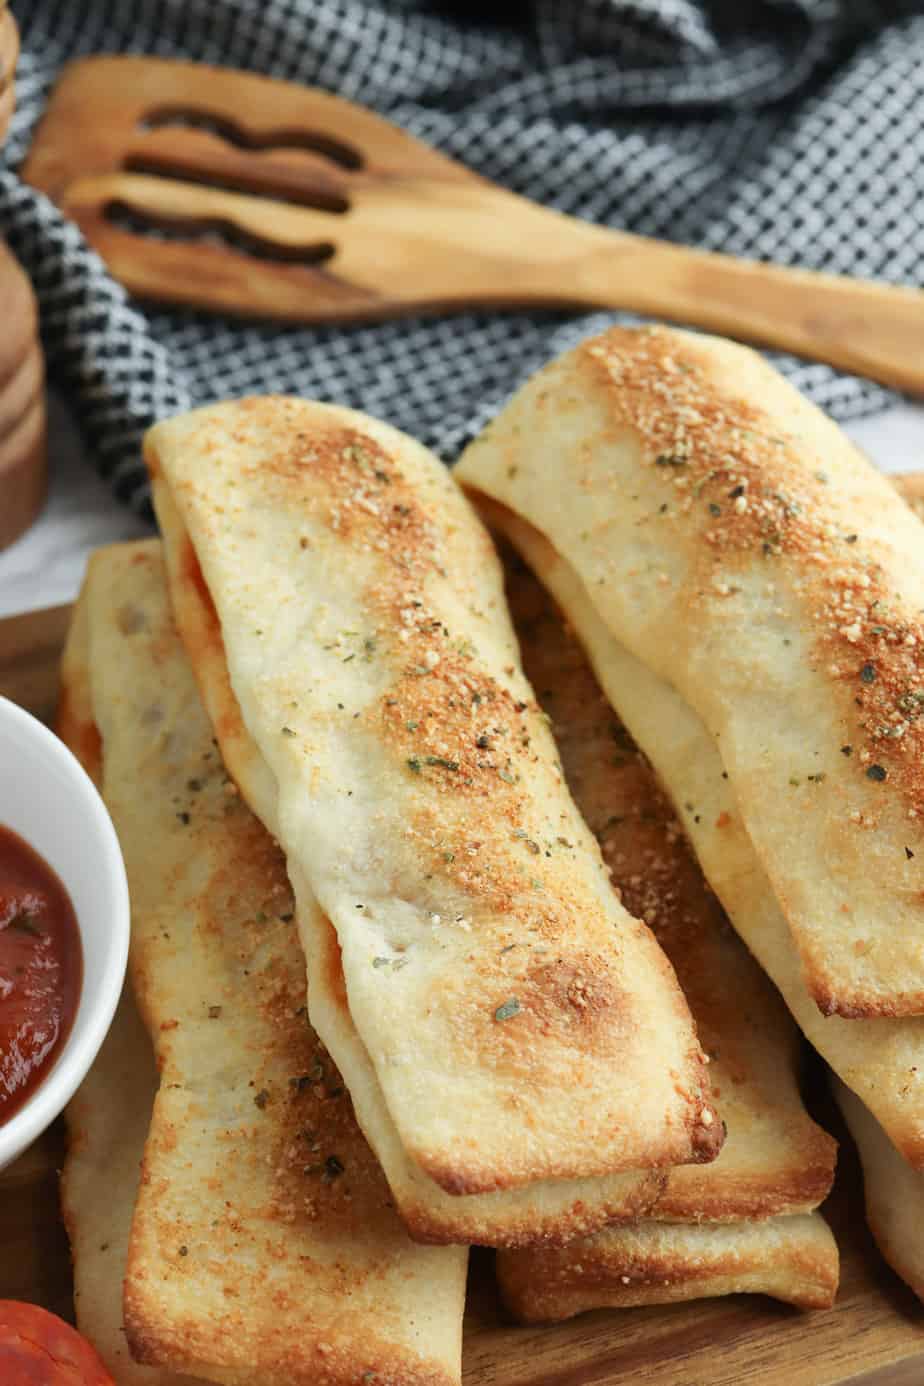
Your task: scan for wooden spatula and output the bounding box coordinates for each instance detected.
[22,55,924,394]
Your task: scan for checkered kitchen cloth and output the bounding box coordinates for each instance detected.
[2,0,924,516]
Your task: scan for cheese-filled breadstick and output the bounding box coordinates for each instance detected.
[458,325,924,1019]
[61,542,467,1385]
[145,398,720,1245]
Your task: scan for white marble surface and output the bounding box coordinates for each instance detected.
[1,392,923,620]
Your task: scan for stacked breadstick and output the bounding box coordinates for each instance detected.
[59,543,467,1385]
[457,323,924,1314]
[63,322,924,1374]
[494,545,836,1317]
[55,396,720,1380]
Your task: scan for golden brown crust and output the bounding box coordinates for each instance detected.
[496,1214,840,1319]
[588,331,924,1017]
[457,325,924,1018]
[126,1318,460,1386]
[313,911,669,1244]
[467,485,924,1193]
[393,1172,667,1247]
[157,482,676,1243]
[81,541,466,1386]
[147,397,720,1209]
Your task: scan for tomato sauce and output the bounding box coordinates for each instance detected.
[0,826,82,1126]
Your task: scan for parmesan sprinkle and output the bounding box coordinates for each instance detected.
[580,327,924,822]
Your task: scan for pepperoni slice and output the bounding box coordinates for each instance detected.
[0,1302,114,1384]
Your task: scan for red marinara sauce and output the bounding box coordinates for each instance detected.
[0,826,82,1126]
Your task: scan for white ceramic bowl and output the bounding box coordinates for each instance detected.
[0,695,129,1170]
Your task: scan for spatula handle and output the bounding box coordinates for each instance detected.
[568,226,924,395]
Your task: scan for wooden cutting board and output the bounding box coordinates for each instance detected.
[1,602,923,1386]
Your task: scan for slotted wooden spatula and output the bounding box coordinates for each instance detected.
[22,55,924,393]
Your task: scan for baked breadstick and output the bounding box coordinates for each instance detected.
[145,398,720,1244]
[59,577,199,1386]
[68,541,467,1386]
[473,505,924,1169]
[503,544,836,1222]
[458,326,924,1019]
[497,1213,839,1319]
[495,546,837,1319]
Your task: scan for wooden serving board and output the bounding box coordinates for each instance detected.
[0,4,19,149]
[1,602,923,1386]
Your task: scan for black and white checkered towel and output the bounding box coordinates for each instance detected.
[2,0,924,516]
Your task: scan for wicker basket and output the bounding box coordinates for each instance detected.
[0,6,48,551]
